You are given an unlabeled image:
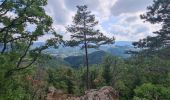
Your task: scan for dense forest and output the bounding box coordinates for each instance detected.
[0,0,170,100]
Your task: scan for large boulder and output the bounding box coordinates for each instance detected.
[46,86,119,100]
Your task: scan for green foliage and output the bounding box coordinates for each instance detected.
[102,55,126,86]
[134,83,170,100]
[133,0,170,58]
[130,1,170,98]
[124,56,170,99]
[47,67,75,94]
[102,55,112,85]
[0,0,62,99]
[0,0,63,76]
[45,54,170,100]
[0,66,37,100]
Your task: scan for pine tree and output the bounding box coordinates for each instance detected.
[66,5,115,89]
[133,0,170,55]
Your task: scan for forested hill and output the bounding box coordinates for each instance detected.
[64,50,108,68]
[32,41,134,58]
[0,41,134,68]
[31,41,135,67]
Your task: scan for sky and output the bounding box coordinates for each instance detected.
[41,0,160,42]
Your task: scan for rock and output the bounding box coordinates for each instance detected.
[46,86,119,100]
[78,86,119,100]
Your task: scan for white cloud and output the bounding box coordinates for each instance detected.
[111,0,153,16]
[46,0,72,25]
[38,34,54,42]
[42,0,159,42]
[106,13,160,41]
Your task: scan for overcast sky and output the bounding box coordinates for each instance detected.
[41,0,160,42]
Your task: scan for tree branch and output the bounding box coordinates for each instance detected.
[0,9,9,17]
[0,0,35,53]
[7,34,37,42]
[5,55,38,78]
[5,48,43,78]
[16,38,33,68]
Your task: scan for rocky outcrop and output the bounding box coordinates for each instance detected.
[46,86,119,100]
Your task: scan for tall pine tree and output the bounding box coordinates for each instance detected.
[66,5,115,89]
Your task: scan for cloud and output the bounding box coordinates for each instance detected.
[124,16,138,23]
[64,0,84,10]
[106,13,160,41]
[46,0,72,25]
[111,0,153,16]
[43,0,158,42]
[46,0,117,23]
[45,0,116,40]
[64,0,100,11]
[38,34,54,42]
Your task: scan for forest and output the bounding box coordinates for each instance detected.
[0,0,170,100]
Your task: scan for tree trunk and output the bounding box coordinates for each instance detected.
[83,13,89,90]
[84,35,89,89]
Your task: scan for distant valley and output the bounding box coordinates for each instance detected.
[36,41,134,58]
[0,41,135,67]
[33,41,135,67]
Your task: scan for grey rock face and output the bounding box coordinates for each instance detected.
[46,86,119,100]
